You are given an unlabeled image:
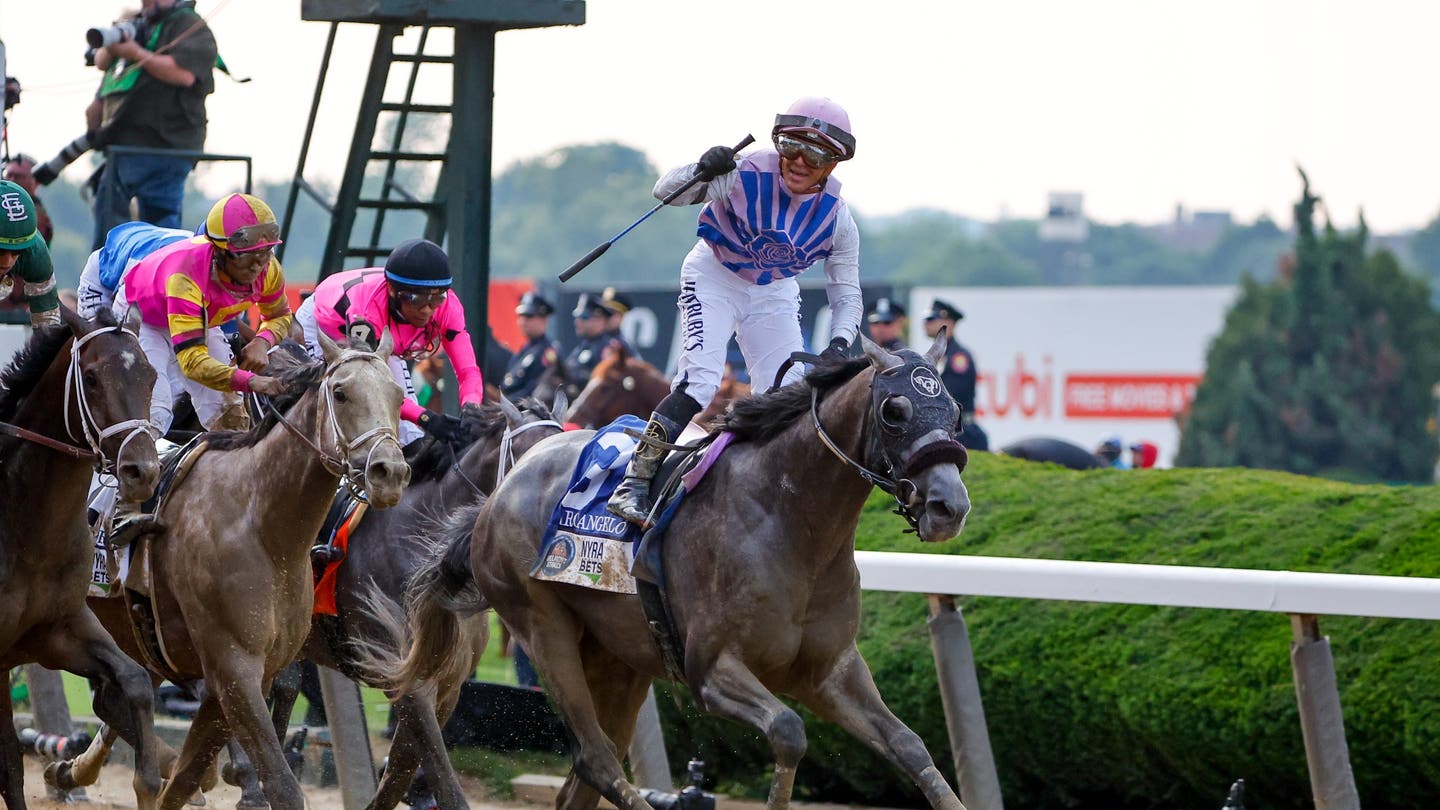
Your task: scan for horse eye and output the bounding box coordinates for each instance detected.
[881,396,912,425]
[333,386,347,403]
[83,369,100,389]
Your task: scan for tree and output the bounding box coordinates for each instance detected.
[1177,170,1440,482]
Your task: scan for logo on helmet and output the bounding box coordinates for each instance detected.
[1,192,27,222]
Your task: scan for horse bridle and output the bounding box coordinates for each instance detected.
[268,351,403,502]
[447,413,563,499]
[806,357,968,531]
[64,326,155,475]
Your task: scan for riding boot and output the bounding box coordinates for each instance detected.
[109,500,162,549]
[608,387,703,528]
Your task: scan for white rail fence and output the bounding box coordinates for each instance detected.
[33,552,1432,810]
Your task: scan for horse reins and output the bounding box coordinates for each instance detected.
[267,351,402,502]
[445,414,563,499]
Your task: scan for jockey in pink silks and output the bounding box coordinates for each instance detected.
[295,238,483,447]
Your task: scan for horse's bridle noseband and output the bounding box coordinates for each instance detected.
[66,326,156,475]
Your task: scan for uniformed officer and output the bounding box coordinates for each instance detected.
[501,291,561,400]
[865,297,908,352]
[923,298,988,451]
[600,286,642,360]
[562,292,613,400]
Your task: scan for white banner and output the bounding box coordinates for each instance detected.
[908,286,1238,467]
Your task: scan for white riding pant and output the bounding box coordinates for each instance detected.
[673,244,806,407]
[296,296,425,445]
[112,281,232,435]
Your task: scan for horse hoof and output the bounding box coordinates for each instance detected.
[43,761,73,790]
[235,799,270,810]
[220,762,239,786]
[188,791,207,806]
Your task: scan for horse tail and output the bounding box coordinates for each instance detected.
[356,499,489,695]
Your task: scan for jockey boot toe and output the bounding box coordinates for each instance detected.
[311,544,345,567]
[607,476,654,527]
[110,514,163,549]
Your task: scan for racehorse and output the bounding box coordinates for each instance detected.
[64,331,410,810]
[0,308,163,810]
[563,345,670,429]
[224,395,565,810]
[387,334,972,810]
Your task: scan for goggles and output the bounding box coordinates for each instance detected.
[395,289,449,307]
[225,221,282,253]
[774,134,841,169]
[225,246,273,270]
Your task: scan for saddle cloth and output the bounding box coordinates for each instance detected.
[530,416,735,593]
[89,436,206,598]
[312,491,369,616]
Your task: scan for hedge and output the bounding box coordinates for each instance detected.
[653,452,1440,809]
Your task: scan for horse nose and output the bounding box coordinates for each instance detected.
[366,459,411,507]
[117,458,161,501]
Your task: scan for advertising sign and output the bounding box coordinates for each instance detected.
[908,286,1237,466]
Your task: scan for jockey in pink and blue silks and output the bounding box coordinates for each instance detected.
[608,96,864,527]
[115,192,293,434]
[295,238,484,448]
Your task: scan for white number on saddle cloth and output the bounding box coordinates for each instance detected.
[559,430,634,512]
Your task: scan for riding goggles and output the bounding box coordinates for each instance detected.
[225,246,273,270]
[395,289,449,307]
[225,221,282,253]
[774,134,842,169]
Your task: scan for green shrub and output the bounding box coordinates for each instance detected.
[655,452,1440,809]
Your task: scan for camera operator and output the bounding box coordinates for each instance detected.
[87,0,215,250]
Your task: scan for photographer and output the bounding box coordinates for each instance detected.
[86,0,215,250]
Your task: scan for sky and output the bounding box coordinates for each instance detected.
[3,0,1440,232]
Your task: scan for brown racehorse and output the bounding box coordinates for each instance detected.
[0,308,163,810]
[563,344,670,429]
[386,334,972,810]
[64,332,410,810]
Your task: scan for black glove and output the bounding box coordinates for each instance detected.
[31,163,57,186]
[695,145,737,181]
[416,411,462,443]
[819,337,850,363]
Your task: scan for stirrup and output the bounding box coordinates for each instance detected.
[310,544,345,567]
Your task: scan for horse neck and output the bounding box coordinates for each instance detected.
[763,370,877,554]
[2,341,92,537]
[12,339,80,447]
[442,436,500,500]
[246,388,342,551]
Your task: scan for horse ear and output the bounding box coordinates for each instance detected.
[316,326,343,364]
[497,394,523,427]
[924,325,948,367]
[122,306,143,337]
[860,334,904,372]
[374,329,394,362]
[61,306,90,339]
[551,389,569,419]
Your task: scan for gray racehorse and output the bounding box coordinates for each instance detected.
[382,333,972,810]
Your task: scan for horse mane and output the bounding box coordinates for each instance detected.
[590,347,663,382]
[721,355,870,443]
[204,340,324,451]
[404,397,558,484]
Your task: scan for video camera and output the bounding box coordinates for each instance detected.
[31,133,96,186]
[637,758,715,810]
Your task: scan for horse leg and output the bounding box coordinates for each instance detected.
[48,723,118,790]
[517,610,652,810]
[556,639,655,810]
[269,661,303,743]
[30,610,163,810]
[204,659,305,810]
[158,694,232,810]
[0,677,27,810]
[368,702,423,810]
[396,691,467,810]
[694,653,808,810]
[795,645,965,810]
[223,737,269,809]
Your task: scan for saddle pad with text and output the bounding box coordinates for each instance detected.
[531,416,646,594]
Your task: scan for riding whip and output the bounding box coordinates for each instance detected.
[559,134,755,282]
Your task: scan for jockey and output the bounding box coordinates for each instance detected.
[295,238,483,447]
[77,221,192,318]
[608,96,863,526]
[0,180,60,326]
[115,192,293,433]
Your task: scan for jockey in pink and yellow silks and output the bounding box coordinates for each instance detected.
[295,238,483,447]
[115,192,293,433]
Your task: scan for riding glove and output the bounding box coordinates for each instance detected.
[417,411,463,443]
[819,337,851,363]
[695,145,737,181]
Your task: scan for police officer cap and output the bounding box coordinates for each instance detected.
[866,297,906,324]
[516,291,554,317]
[572,292,610,318]
[600,287,634,316]
[925,299,964,322]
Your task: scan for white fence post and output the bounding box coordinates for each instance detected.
[627,686,673,791]
[926,595,1004,810]
[1289,614,1360,810]
[317,666,377,810]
